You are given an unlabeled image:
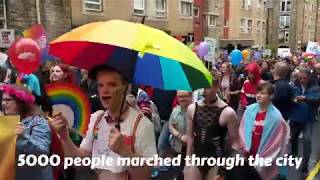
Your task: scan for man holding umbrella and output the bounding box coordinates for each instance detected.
[49,19,214,180]
[52,65,157,180]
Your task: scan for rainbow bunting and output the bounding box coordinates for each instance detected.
[45,83,91,136]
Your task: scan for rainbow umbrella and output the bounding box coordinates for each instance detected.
[49,20,211,91]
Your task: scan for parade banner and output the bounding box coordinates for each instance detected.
[23,24,55,62]
[0,29,14,48]
[277,48,291,58]
[203,37,216,63]
[253,51,262,60]
[263,49,272,57]
[0,116,19,180]
[306,41,320,55]
[223,50,228,61]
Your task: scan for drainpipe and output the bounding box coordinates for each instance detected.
[36,0,41,24]
[315,0,319,41]
[3,0,6,29]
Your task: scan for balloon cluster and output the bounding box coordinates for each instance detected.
[229,49,252,66]
[8,38,41,74]
[230,49,242,66]
[197,41,209,58]
[302,52,315,65]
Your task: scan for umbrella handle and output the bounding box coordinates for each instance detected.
[116,84,128,131]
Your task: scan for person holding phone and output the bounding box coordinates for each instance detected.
[290,67,320,173]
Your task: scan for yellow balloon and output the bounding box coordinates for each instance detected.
[242,50,250,59]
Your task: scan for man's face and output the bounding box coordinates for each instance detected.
[299,72,310,86]
[96,71,125,109]
[177,91,192,108]
[315,64,320,75]
[248,72,255,81]
[203,85,218,102]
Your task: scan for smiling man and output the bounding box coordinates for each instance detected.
[52,65,156,180]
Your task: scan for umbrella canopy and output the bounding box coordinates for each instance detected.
[50,20,212,91]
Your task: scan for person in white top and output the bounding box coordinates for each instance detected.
[52,65,157,180]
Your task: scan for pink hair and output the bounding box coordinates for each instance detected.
[0,84,35,103]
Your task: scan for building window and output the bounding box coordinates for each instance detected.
[213,0,219,8]
[193,6,199,17]
[0,0,5,20]
[240,18,246,32]
[279,15,290,28]
[241,0,245,8]
[180,0,193,16]
[156,0,167,17]
[262,21,266,31]
[257,20,261,32]
[280,0,291,12]
[241,0,252,9]
[309,16,313,28]
[279,30,289,43]
[83,0,102,12]
[208,15,218,26]
[224,19,229,27]
[247,19,253,32]
[134,0,145,15]
[257,0,262,10]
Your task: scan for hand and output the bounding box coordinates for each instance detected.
[126,94,137,107]
[180,135,188,144]
[108,127,132,157]
[141,108,152,119]
[51,112,69,139]
[16,123,25,136]
[214,175,224,180]
[295,96,306,102]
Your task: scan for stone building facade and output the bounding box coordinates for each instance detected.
[72,0,193,37]
[267,0,320,53]
[5,0,71,41]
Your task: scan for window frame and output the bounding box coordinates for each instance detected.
[193,6,199,17]
[83,0,103,12]
[280,0,291,12]
[247,19,253,32]
[133,0,145,16]
[155,0,167,18]
[208,14,218,27]
[240,18,246,32]
[180,0,193,17]
[256,20,261,32]
[279,15,290,28]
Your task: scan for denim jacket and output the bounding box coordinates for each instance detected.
[16,115,53,180]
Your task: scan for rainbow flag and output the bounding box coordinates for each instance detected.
[23,24,55,62]
[0,116,19,180]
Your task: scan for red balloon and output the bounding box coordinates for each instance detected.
[8,38,40,74]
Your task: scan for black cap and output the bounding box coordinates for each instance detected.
[88,64,126,82]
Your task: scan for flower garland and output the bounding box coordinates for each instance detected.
[0,84,35,103]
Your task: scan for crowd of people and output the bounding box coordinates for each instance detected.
[1,50,320,180]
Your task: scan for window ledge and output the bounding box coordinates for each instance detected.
[146,17,168,21]
[208,25,218,28]
[133,13,146,17]
[82,11,104,16]
[179,16,193,20]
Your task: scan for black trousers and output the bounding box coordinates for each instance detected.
[225,161,262,180]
